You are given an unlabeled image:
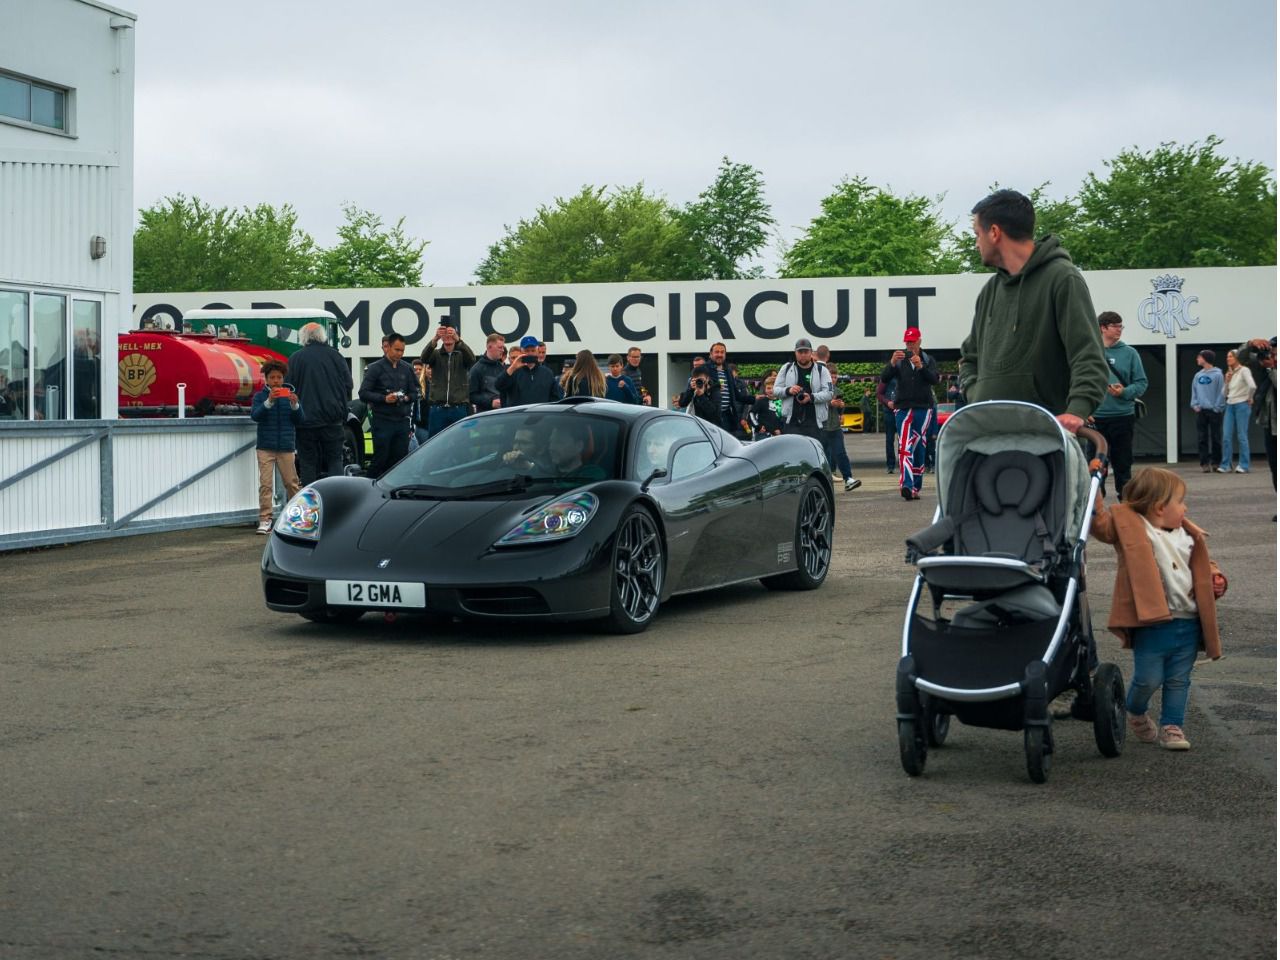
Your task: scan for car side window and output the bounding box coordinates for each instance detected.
[670,441,715,481]
[632,418,708,482]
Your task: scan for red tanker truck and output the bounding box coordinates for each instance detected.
[117,330,287,417]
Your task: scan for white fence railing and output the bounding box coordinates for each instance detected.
[0,419,260,552]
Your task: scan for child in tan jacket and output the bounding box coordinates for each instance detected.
[1090,467,1227,751]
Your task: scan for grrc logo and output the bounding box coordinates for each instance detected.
[1137,274,1199,339]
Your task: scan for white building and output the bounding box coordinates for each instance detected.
[0,0,135,422]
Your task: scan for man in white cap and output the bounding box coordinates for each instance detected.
[772,337,833,442]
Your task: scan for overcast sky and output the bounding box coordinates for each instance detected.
[128,0,1277,286]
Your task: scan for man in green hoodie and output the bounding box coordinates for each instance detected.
[959,190,1108,435]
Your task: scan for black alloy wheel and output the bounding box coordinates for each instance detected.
[762,478,833,591]
[606,506,664,634]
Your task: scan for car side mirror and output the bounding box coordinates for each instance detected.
[640,467,667,492]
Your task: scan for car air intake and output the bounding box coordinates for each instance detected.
[264,578,310,607]
[457,587,550,616]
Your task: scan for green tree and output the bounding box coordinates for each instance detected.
[781,177,963,278]
[1067,136,1276,269]
[312,204,427,288]
[674,157,774,280]
[134,195,316,293]
[474,185,686,284]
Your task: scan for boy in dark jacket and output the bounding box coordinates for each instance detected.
[250,360,304,534]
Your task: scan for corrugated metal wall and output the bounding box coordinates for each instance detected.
[0,161,116,291]
[114,427,257,522]
[0,420,260,550]
[0,430,103,534]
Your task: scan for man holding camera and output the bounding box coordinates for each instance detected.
[358,332,420,478]
[882,327,938,501]
[680,365,722,426]
[772,338,833,443]
[1237,336,1278,501]
[420,322,476,437]
[495,335,564,406]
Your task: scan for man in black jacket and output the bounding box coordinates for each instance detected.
[881,327,938,501]
[358,333,420,478]
[494,335,563,406]
[420,323,475,436]
[469,333,508,412]
[286,322,354,484]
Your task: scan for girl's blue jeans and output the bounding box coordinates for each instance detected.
[1126,617,1201,727]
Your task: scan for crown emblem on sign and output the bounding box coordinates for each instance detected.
[1150,274,1185,293]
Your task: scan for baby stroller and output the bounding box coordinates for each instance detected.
[896,400,1124,783]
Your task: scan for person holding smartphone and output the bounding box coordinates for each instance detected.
[250,360,304,534]
[494,335,563,406]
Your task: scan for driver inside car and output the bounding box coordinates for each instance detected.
[501,424,550,473]
[547,421,607,481]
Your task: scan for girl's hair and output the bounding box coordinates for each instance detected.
[1121,467,1186,519]
[260,360,287,378]
[561,349,606,397]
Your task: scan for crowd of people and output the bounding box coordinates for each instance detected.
[243,188,1273,758]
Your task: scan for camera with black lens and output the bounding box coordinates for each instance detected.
[691,377,709,392]
[522,354,539,366]
[1258,340,1274,361]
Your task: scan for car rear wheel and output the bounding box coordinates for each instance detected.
[760,478,833,590]
[605,506,664,634]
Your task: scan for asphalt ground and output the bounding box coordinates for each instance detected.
[1,433,1275,960]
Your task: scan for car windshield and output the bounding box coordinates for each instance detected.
[380,411,621,495]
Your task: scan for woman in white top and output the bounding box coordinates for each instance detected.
[1219,349,1257,473]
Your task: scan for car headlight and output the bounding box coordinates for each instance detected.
[275,487,322,540]
[496,492,598,546]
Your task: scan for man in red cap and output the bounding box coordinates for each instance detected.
[881,327,938,500]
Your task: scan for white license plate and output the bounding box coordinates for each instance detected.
[324,580,426,608]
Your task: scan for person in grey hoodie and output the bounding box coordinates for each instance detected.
[1092,311,1148,500]
[959,189,1109,435]
[1189,349,1226,472]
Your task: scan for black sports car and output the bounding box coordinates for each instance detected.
[262,397,834,632]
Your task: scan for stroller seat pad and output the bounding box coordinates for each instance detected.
[973,450,1050,518]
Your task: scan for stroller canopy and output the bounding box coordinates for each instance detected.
[935,401,1090,543]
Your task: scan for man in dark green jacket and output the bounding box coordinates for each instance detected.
[959,190,1108,435]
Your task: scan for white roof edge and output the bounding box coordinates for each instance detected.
[184,308,338,321]
[76,0,138,20]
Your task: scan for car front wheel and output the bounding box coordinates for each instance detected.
[605,506,664,634]
[761,478,833,590]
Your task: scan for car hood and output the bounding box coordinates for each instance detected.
[354,493,553,553]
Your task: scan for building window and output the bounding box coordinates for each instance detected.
[0,287,103,421]
[0,71,69,133]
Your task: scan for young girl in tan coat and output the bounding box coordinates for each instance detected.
[1090,467,1227,751]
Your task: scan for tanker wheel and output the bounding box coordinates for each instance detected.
[343,424,367,470]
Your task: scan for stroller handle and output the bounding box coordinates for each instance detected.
[1077,425,1109,476]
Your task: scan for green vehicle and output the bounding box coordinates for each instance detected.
[180,308,371,468]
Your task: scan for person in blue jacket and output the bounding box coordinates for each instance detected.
[604,354,640,403]
[251,360,304,534]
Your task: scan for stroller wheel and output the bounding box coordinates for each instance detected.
[1024,720,1053,784]
[925,704,950,747]
[1091,662,1127,758]
[898,718,927,776]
